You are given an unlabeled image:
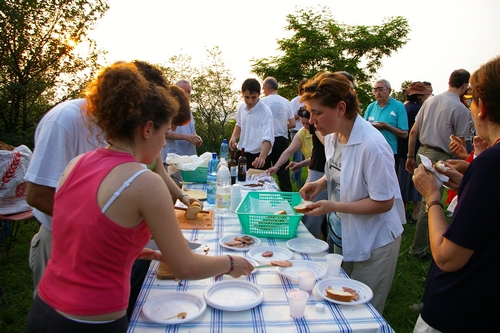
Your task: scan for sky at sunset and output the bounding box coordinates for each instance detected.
[88,0,500,96]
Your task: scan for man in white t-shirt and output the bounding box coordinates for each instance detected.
[261,77,296,192]
[25,99,105,296]
[229,78,274,170]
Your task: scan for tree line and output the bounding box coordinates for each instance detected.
[0,1,410,153]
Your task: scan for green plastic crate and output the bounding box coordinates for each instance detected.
[180,166,208,183]
[235,192,303,239]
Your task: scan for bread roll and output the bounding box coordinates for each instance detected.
[434,161,448,172]
[185,201,202,220]
[325,288,354,302]
[294,200,313,213]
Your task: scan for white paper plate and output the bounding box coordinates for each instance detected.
[286,238,329,254]
[247,246,294,263]
[142,291,206,324]
[219,234,261,251]
[275,260,327,281]
[204,280,264,311]
[314,277,373,305]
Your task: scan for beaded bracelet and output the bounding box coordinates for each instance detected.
[178,193,188,202]
[226,255,235,274]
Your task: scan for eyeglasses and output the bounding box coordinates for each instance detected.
[463,95,473,107]
[372,87,387,93]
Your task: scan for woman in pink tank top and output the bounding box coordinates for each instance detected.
[26,62,253,333]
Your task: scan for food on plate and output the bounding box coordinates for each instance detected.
[261,251,274,257]
[164,312,187,320]
[325,286,360,302]
[450,135,462,145]
[224,235,255,248]
[235,235,255,245]
[185,201,203,220]
[224,240,248,248]
[434,161,449,172]
[294,200,313,213]
[270,260,293,267]
[244,182,264,187]
[274,209,287,215]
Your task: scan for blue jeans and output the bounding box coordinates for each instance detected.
[290,130,304,187]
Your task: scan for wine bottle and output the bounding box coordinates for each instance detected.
[228,149,237,185]
[237,148,247,182]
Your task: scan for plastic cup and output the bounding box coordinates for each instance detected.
[297,270,316,294]
[326,253,343,276]
[286,289,309,318]
[229,184,242,213]
[368,116,375,124]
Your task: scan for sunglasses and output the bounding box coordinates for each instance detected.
[463,95,473,107]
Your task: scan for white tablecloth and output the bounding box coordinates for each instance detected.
[128,183,394,333]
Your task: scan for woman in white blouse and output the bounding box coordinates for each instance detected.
[299,72,405,314]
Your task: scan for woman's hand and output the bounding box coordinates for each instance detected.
[449,139,468,160]
[299,181,321,201]
[266,165,278,176]
[472,135,488,156]
[182,196,202,208]
[303,200,334,216]
[287,161,301,172]
[137,248,164,262]
[227,256,254,278]
[435,162,463,192]
[412,164,441,201]
[446,159,469,174]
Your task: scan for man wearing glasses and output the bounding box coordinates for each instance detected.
[364,79,408,167]
[405,69,472,262]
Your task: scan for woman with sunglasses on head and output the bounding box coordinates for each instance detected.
[298,72,405,314]
[26,62,253,333]
[412,56,500,332]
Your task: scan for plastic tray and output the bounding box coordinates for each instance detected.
[180,166,208,183]
[235,192,303,239]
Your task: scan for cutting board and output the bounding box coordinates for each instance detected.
[175,208,214,230]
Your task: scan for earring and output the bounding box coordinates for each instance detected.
[147,135,150,140]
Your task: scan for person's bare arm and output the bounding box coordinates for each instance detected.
[267,135,302,175]
[253,141,271,168]
[287,117,296,129]
[166,131,202,147]
[25,182,55,216]
[229,126,241,150]
[406,122,419,174]
[373,122,408,138]
[151,155,200,206]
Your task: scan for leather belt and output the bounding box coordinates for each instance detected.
[421,144,447,154]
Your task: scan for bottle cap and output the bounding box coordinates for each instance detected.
[315,303,325,312]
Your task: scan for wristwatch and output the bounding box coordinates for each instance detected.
[425,200,443,212]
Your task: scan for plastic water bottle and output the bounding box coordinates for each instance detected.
[219,139,229,162]
[216,158,231,214]
[206,153,219,204]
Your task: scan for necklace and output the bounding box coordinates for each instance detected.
[493,137,500,146]
[108,144,134,156]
